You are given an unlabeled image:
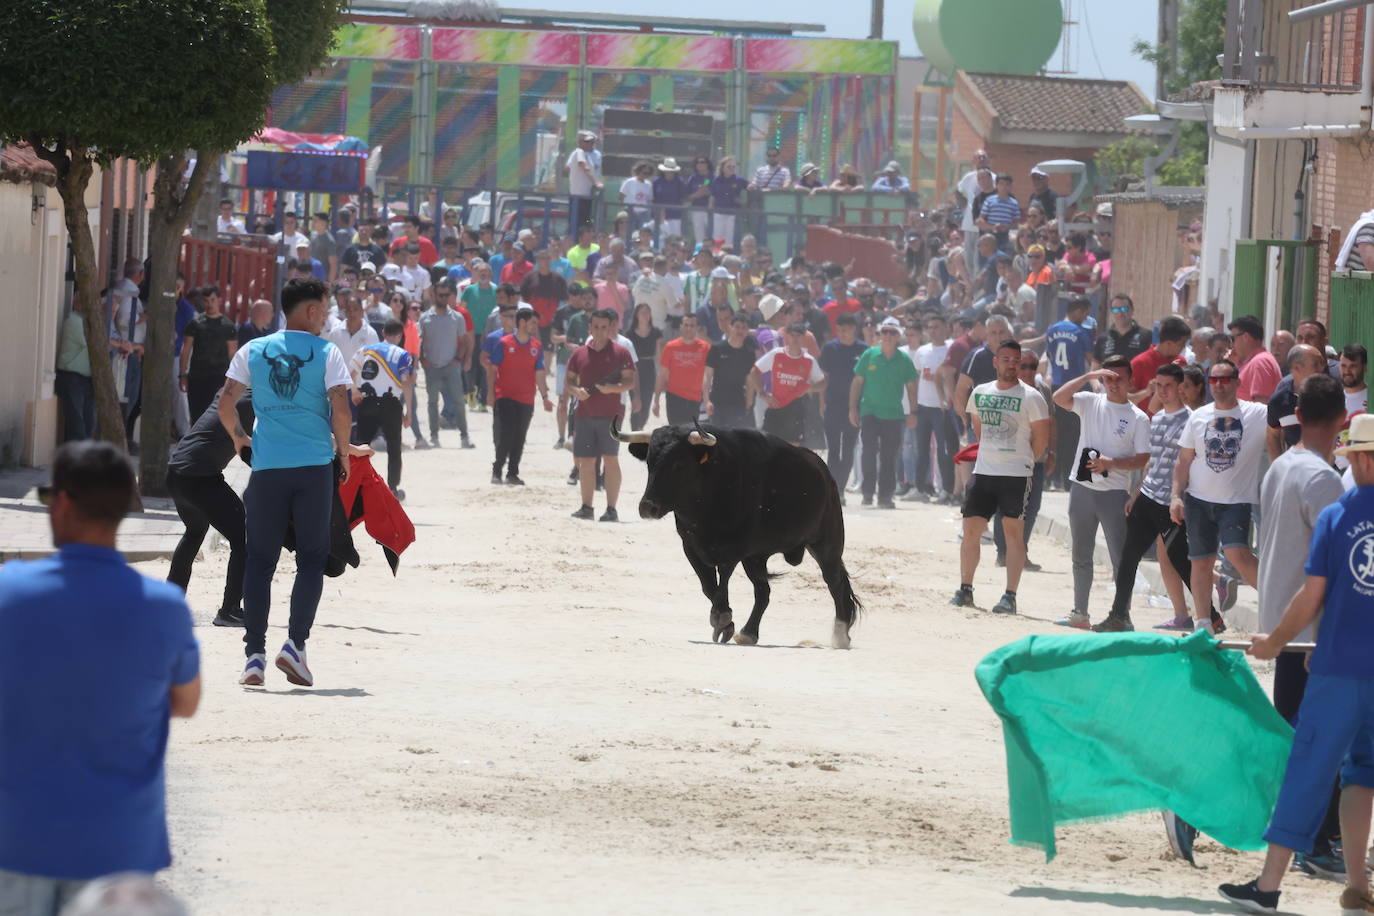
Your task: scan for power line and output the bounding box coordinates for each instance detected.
[1081,0,1108,79]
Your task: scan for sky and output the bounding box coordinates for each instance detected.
[526,0,1159,95]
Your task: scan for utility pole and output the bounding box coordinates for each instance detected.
[870,0,884,40]
[1157,0,1179,99]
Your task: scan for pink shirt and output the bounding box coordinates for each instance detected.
[1237,348,1282,402]
[595,280,630,326]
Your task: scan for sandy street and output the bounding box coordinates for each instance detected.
[148,397,1338,916]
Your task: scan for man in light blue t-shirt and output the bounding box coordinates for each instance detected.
[1036,295,1094,489]
[221,277,360,689]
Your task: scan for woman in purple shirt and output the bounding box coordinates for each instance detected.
[709,157,749,248]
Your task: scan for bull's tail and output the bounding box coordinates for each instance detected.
[835,558,862,627]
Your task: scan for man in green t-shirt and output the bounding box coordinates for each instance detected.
[848,317,918,508]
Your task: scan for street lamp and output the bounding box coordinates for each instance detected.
[1033,159,1090,231]
[1123,113,1180,194]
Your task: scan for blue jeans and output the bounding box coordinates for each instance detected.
[242,463,333,657]
[55,370,95,441]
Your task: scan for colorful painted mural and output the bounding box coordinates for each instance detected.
[332,23,421,60]
[585,34,733,71]
[744,38,895,75]
[431,28,579,66]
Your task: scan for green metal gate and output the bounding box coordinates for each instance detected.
[1231,239,1318,327]
[1329,270,1374,363]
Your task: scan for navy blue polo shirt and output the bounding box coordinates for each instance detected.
[0,544,199,879]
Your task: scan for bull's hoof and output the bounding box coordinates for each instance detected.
[713,621,736,643]
[832,621,852,650]
[733,631,758,646]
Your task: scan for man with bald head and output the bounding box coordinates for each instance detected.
[1270,330,1295,369]
[1267,344,1327,460]
[238,299,276,347]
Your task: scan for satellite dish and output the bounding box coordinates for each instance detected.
[913,0,1063,78]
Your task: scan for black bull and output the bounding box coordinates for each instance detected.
[616,420,861,648]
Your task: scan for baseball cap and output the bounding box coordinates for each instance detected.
[759,294,785,321]
[359,261,377,273]
[878,316,903,333]
[710,266,736,280]
[577,129,597,141]
[1030,166,1048,177]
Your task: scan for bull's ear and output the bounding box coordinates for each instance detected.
[628,442,649,461]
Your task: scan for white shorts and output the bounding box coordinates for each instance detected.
[556,362,568,396]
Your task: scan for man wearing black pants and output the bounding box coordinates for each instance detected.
[704,312,759,430]
[849,318,919,509]
[220,277,366,688]
[486,307,552,485]
[166,392,254,628]
[654,313,710,427]
[180,284,238,422]
[352,320,415,498]
[818,313,866,493]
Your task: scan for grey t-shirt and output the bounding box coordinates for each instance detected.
[310,230,336,265]
[1256,447,1345,639]
[1139,406,1191,506]
[418,307,465,369]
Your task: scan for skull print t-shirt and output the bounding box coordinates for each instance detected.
[226,330,351,471]
[1177,400,1270,505]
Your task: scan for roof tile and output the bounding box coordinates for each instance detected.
[962,72,1150,135]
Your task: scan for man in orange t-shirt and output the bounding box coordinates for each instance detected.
[654,313,711,425]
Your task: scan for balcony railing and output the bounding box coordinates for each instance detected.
[1222,0,1365,90]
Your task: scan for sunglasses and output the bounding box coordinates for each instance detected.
[408,306,422,312]
[1208,374,1237,383]
[1110,306,1131,314]
[1028,253,1044,259]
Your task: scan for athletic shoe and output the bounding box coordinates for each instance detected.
[566,468,579,486]
[1216,880,1278,913]
[1164,811,1198,865]
[1023,558,1042,572]
[1216,573,1239,612]
[877,499,896,509]
[599,507,619,523]
[949,586,974,607]
[1292,845,1346,880]
[571,505,595,520]
[412,438,430,450]
[1339,886,1374,913]
[1154,616,1194,631]
[239,653,267,687]
[1091,615,1134,633]
[900,489,926,502]
[490,473,503,485]
[392,487,405,503]
[861,496,874,507]
[991,593,1017,615]
[1212,607,1229,636]
[213,608,245,628]
[275,639,313,687]
[895,483,912,497]
[460,437,476,450]
[429,436,441,448]
[554,437,565,449]
[506,475,525,486]
[1054,613,1091,630]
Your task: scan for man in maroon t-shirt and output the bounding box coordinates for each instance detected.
[1128,315,1190,414]
[939,315,985,431]
[520,249,569,349]
[566,309,637,522]
[486,307,552,485]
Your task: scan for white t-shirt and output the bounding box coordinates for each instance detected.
[326,322,379,371]
[1070,391,1151,492]
[620,177,653,208]
[914,341,949,408]
[567,148,601,197]
[1177,400,1270,505]
[958,170,980,231]
[967,380,1048,477]
[633,271,685,328]
[399,264,431,301]
[271,230,310,251]
[1336,386,1369,470]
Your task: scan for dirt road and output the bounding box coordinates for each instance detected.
[153,403,1336,915]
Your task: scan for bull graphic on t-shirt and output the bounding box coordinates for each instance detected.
[1204,415,1243,472]
[264,346,313,400]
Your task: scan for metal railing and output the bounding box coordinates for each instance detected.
[1223,0,1365,90]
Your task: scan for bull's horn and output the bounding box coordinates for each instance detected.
[687,430,717,446]
[610,418,651,443]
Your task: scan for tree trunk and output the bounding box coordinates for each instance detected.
[190,159,222,242]
[139,151,215,498]
[35,141,128,454]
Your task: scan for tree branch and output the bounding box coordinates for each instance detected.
[26,135,69,180]
[175,151,216,226]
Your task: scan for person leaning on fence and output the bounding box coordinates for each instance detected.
[565,130,603,233]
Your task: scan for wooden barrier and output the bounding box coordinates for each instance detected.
[805,225,909,289]
[178,236,277,324]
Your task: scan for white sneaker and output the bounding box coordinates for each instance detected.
[240,653,267,686]
[275,640,313,687]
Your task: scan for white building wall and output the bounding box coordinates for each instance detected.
[1200,137,1252,316]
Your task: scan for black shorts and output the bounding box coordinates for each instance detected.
[962,473,1032,520]
[763,399,806,443]
[538,324,553,349]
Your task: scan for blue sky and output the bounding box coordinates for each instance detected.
[530,0,1159,95]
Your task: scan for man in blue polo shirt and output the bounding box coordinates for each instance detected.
[220,277,357,689]
[0,442,200,913]
[1217,412,1374,914]
[1037,295,1094,489]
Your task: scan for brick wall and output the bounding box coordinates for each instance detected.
[1309,134,1374,324]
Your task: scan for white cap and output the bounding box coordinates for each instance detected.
[380,263,402,280]
[878,316,903,332]
[759,294,785,321]
[710,266,735,280]
[359,261,377,273]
